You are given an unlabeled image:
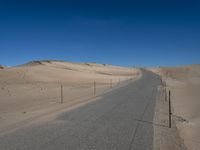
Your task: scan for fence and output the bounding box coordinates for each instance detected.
[0,76,136,115]
[59,77,134,104]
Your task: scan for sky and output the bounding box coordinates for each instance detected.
[0,0,200,67]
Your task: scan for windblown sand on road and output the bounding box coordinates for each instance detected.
[0,60,140,133]
[150,64,200,150]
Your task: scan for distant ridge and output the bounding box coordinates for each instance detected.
[21,60,119,68]
[21,60,65,66]
[150,64,200,79]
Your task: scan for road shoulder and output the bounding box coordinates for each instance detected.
[153,85,187,150]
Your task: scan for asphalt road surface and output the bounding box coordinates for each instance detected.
[0,70,160,150]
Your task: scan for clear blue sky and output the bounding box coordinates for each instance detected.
[0,0,200,67]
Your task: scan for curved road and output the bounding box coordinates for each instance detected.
[0,70,160,150]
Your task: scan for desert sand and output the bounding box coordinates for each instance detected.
[150,65,200,150]
[0,60,140,134]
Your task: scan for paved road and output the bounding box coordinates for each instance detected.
[0,70,160,150]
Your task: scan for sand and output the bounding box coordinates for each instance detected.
[0,60,140,134]
[150,65,200,150]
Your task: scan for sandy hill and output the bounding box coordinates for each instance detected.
[150,65,200,149]
[150,64,200,79]
[0,60,140,130]
[0,60,140,123]
[0,60,140,85]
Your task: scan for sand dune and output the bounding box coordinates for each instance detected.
[0,60,140,133]
[0,60,138,85]
[150,64,200,80]
[150,65,200,150]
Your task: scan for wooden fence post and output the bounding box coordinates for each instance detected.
[169,90,172,128]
